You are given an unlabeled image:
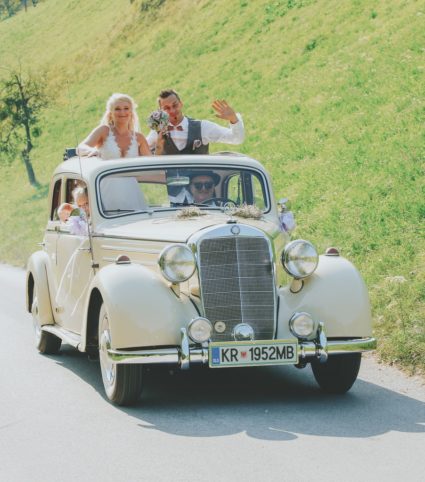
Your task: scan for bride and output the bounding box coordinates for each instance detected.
[77,93,151,159]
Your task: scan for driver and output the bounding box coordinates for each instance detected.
[169,171,220,205]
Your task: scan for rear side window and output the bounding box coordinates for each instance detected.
[50,179,61,220]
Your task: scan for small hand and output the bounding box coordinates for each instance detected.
[212,99,238,124]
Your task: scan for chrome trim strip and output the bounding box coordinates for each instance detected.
[102,257,157,266]
[108,348,179,364]
[106,337,377,366]
[101,245,161,254]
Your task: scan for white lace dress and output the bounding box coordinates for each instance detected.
[98,128,139,160]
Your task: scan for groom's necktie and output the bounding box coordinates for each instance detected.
[168,125,184,131]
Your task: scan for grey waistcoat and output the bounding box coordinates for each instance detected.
[162,117,209,155]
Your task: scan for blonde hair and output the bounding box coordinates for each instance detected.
[72,186,88,203]
[100,93,140,132]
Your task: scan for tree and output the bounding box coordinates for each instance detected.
[0,68,47,186]
[0,0,20,18]
[0,0,38,19]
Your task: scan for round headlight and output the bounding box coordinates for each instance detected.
[289,312,318,340]
[281,239,318,279]
[188,317,213,343]
[158,244,196,283]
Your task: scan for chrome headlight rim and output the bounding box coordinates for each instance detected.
[281,239,319,279]
[187,317,213,343]
[158,244,196,283]
[289,311,318,340]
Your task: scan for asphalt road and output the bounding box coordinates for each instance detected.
[1,264,424,482]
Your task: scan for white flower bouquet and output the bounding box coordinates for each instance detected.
[147,110,169,132]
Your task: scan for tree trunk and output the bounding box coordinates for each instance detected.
[21,148,38,186]
[15,72,39,186]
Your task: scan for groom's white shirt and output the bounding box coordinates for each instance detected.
[147,114,245,151]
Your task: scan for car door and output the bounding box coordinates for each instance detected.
[54,177,94,334]
[43,176,63,309]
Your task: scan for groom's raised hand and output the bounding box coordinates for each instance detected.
[212,99,239,124]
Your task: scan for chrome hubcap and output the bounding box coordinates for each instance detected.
[99,314,115,387]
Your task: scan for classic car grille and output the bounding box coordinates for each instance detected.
[198,236,275,341]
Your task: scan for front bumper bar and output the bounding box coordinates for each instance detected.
[107,328,377,367]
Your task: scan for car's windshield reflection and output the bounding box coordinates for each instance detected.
[98,167,268,217]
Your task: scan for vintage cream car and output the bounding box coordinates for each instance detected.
[26,153,376,405]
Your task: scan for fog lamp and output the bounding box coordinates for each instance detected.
[289,312,318,340]
[188,317,213,343]
[158,244,196,283]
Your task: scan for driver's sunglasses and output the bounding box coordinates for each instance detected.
[193,181,214,190]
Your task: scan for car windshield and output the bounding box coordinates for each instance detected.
[98,166,269,217]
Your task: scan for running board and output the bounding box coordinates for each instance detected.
[42,324,82,349]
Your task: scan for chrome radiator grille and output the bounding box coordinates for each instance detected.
[198,236,275,341]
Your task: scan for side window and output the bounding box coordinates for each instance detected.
[50,179,61,220]
[66,178,86,203]
[251,174,266,210]
[226,175,243,205]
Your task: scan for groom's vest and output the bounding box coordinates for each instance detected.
[163,117,209,155]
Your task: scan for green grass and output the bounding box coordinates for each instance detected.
[0,0,424,373]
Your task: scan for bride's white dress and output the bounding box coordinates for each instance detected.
[98,128,139,160]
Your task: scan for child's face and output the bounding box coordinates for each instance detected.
[59,206,72,222]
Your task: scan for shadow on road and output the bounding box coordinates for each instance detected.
[53,345,425,442]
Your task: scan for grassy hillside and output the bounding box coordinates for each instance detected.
[0,0,423,373]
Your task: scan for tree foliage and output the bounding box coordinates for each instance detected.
[0,0,38,20]
[0,68,47,186]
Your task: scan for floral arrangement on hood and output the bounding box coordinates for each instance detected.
[147,110,169,133]
[176,206,207,219]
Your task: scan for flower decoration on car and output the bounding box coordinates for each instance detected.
[176,206,207,219]
[147,110,169,133]
[233,204,263,220]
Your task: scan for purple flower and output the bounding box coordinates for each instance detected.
[147,110,169,132]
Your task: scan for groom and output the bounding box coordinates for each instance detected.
[147,89,245,155]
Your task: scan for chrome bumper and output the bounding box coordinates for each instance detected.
[107,327,377,367]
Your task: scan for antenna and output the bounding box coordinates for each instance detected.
[65,80,98,271]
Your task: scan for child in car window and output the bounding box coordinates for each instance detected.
[57,203,74,223]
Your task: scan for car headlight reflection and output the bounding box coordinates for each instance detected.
[188,317,213,343]
[281,239,318,279]
[158,244,196,283]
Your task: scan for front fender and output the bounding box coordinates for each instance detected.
[277,255,372,338]
[26,250,54,325]
[88,263,198,349]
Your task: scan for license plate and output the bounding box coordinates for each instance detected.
[209,339,298,368]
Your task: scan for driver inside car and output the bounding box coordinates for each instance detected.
[169,171,220,206]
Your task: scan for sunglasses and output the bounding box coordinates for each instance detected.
[193,181,214,190]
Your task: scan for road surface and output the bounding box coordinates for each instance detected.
[0,264,424,482]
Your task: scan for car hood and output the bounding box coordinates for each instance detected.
[97,212,280,243]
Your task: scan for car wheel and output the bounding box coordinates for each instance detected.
[98,303,143,406]
[311,353,361,394]
[31,284,61,354]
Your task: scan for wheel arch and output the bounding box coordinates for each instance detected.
[83,287,103,352]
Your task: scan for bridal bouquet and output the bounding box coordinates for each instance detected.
[147,110,169,133]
